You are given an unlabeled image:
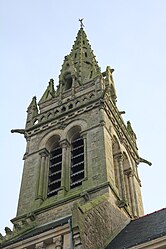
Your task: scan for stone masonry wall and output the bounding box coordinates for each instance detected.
[73,192,130,249]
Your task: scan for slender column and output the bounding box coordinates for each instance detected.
[117,153,127,202]
[36,149,49,201]
[59,80,62,100]
[128,170,137,217]
[59,139,70,193]
[113,154,121,196]
[53,235,63,249]
[43,156,49,198]
[71,75,75,96]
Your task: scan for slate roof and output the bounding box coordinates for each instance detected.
[106,208,166,249]
[0,215,71,248]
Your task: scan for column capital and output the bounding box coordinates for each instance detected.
[59,138,70,148]
[113,152,123,161]
[124,168,133,176]
[39,148,49,157]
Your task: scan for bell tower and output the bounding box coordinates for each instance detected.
[1,24,150,249]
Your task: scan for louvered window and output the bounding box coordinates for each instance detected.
[70,136,84,188]
[47,144,62,197]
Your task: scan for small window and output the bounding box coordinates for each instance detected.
[47,143,62,197]
[64,73,73,90]
[33,119,38,125]
[85,52,87,57]
[68,103,73,109]
[70,134,84,188]
[61,106,66,112]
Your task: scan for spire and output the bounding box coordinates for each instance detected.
[59,23,101,89]
[27,96,38,117]
[26,96,38,128]
[39,79,56,104]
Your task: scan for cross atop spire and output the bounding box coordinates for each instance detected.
[79,18,84,28]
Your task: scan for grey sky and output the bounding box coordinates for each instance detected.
[1,0,166,233]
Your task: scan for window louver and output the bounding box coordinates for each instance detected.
[70,137,84,188]
[47,146,62,197]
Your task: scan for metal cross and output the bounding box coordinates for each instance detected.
[79,18,84,28]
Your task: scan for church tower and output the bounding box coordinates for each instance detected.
[0,23,149,249]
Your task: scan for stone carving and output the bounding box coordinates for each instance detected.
[11,129,25,135]
[53,235,63,248]
[35,241,46,249]
[5,227,12,236]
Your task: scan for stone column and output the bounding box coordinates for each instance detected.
[71,75,75,96]
[113,154,121,196]
[59,139,70,194]
[59,80,62,100]
[117,153,127,203]
[53,235,63,249]
[128,170,137,217]
[124,170,131,206]
[36,149,49,203]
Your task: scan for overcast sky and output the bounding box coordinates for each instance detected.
[1,0,166,234]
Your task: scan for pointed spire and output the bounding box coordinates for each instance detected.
[27,96,38,117]
[59,24,101,90]
[39,79,56,104]
[127,121,137,140]
[26,96,38,127]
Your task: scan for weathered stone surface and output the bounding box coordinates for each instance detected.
[4,25,146,249]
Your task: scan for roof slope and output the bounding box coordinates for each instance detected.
[0,216,71,248]
[106,208,166,249]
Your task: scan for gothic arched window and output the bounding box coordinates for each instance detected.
[64,73,73,91]
[47,141,62,197]
[70,132,84,189]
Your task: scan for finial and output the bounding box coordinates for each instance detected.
[5,227,12,235]
[79,18,84,28]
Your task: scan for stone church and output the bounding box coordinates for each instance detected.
[1,24,166,249]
